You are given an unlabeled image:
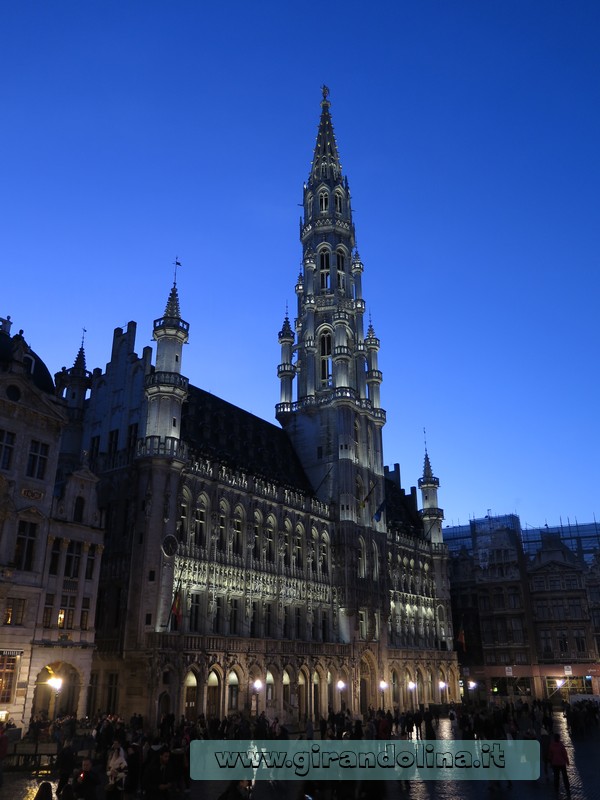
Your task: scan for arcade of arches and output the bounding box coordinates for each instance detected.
[153,654,458,724]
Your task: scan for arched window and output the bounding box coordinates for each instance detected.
[336,249,346,292]
[307,195,313,217]
[233,507,243,556]
[265,516,275,562]
[252,510,261,560]
[334,192,343,213]
[372,542,379,581]
[73,496,85,523]
[358,537,366,578]
[294,526,303,570]
[319,333,332,386]
[228,672,239,710]
[319,250,330,291]
[218,501,228,551]
[193,498,207,548]
[319,191,329,212]
[320,535,329,576]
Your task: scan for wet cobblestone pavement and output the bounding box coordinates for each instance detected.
[5,713,597,800]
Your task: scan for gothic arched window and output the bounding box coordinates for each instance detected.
[319,191,329,213]
[319,333,332,386]
[319,250,330,291]
[334,192,343,213]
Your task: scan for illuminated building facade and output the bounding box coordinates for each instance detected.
[76,91,458,723]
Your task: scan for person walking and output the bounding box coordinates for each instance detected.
[548,732,571,798]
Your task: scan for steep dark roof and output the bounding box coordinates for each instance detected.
[384,477,423,534]
[0,328,55,394]
[182,384,315,493]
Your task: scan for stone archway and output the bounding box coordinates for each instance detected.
[31,662,81,721]
[183,670,198,720]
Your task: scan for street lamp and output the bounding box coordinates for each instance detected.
[379,680,388,709]
[408,680,416,710]
[252,679,263,716]
[47,677,63,720]
[439,680,446,702]
[337,680,346,712]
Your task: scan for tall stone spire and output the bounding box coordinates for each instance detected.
[277,89,385,518]
[308,86,343,187]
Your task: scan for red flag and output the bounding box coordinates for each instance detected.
[171,591,182,629]
[457,624,466,652]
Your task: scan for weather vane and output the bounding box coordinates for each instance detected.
[173,256,182,285]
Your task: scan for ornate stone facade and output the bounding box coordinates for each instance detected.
[80,92,458,725]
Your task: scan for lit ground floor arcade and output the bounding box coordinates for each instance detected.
[90,635,459,727]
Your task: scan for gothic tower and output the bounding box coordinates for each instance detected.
[419,447,453,649]
[277,88,387,643]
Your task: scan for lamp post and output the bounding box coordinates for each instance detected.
[408,680,416,711]
[337,680,346,712]
[439,680,446,704]
[47,677,63,721]
[379,680,388,710]
[252,679,263,716]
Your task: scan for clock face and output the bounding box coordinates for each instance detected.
[162,534,178,557]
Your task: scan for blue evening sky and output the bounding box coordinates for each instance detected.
[2,1,599,530]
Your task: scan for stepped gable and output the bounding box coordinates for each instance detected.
[183,383,315,493]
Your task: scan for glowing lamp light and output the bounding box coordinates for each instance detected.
[379,680,388,692]
[337,680,346,691]
[48,677,63,692]
[408,681,416,691]
[439,681,446,690]
[253,679,263,692]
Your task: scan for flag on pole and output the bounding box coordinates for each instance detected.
[171,591,183,629]
[373,499,386,522]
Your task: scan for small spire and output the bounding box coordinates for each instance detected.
[309,87,342,186]
[423,450,434,482]
[73,343,87,372]
[279,311,294,340]
[164,284,181,319]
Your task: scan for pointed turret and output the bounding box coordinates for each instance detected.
[277,311,295,406]
[418,447,443,543]
[141,278,189,460]
[55,336,92,472]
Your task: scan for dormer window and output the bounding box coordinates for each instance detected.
[319,191,329,213]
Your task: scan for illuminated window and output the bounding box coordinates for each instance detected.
[58,595,76,629]
[320,333,332,385]
[4,597,25,625]
[319,251,330,291]
[0,653,17,703]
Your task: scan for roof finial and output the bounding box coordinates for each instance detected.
[81,327,87,349]
[321,84,330,101]
[424,426,427,454]
[173,256,182,286]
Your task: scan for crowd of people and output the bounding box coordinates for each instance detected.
[8,695,600,800]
